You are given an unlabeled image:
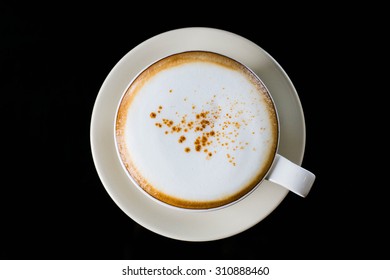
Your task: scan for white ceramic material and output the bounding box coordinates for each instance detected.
[267,154,315,197]
[90,27,307,241]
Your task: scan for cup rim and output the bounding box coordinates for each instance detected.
[113,50,281,212]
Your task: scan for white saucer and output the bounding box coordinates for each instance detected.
[90,27,306,241]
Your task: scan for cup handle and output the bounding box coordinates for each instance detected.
[266,154,315,197]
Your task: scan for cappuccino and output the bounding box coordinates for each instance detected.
[115,51,278,209]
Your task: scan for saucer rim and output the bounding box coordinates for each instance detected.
[90,27,305,241]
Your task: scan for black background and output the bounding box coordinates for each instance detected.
[1,5,387,260]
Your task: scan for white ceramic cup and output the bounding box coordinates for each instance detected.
[114,51,315,211]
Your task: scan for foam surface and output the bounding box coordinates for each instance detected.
[116,51,278,209]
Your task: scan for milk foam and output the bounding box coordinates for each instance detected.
[116,51,278,209]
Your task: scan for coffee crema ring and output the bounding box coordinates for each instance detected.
[115,51,278,210]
